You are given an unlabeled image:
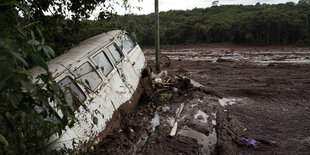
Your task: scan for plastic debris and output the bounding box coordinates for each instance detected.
[155,77,163,83]
[172,87,178,93]
[239,137,257,147]
[282,108,288,111]
[150,70,204,93]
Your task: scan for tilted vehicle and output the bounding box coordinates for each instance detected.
[29,30,147,150]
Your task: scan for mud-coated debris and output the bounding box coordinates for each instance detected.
[170,76,176,83]
[162,70,168,78]
[237,137,257,147]
[179,78,192,90]
[255,139,279,147]
[155,77,163,83]
[169,122,178,136]
[216,58,233,63]
[141,76,154,100]
[172,87,178,93]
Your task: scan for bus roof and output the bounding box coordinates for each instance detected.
[29,30,122,79]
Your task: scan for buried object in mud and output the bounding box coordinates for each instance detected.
[169,122,178,137]
[235,136,280,148]
[238,137,257,147]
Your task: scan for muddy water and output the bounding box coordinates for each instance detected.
[143,44,310,155]
[179,126,217,155]
[194,110,209,123]
[218,98,242,107]
[93,44,310,155]
[144,45,310,65]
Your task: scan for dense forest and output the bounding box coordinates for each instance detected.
[129,1,310,46]
[37,0,310,56]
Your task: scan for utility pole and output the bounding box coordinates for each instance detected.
[155,0,160,72]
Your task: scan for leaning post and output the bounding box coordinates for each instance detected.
[155,0,160,72]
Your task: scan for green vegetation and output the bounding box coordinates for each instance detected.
[119,1,310,46]
[26,1,310,56]
[148,93,173,110]
[5,1,309,61]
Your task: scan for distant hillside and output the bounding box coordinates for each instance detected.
[113,2,310,46]
[37,1,310,56]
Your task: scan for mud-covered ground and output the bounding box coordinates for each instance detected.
[93,44,310,155]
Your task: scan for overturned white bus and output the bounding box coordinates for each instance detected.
[29,30,148,150]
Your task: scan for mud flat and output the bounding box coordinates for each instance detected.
[93,44,310,155]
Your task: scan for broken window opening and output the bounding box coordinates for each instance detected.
[107,43,124,63]
[73,62,103,91]
[92,51,114,77]
[117,33,136,54]
[58,76,86,111]
[34,104,61,123]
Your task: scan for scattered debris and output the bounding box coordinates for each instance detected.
[169,122,178,136]
[243,128,247,132]
[150,113,160,132]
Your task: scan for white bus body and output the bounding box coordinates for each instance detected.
[29,30,147,150]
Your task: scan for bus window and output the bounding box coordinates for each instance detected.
[34,105,60,123]
[117,33,136,53]
[58,76,86,110]
[92,51,114,76]
[107,43,124,63]
[74,62,102,91]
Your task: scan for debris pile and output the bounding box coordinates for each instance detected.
[151,70,204,95]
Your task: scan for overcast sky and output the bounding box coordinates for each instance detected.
[90,0,299,19]
[114,0,299,15]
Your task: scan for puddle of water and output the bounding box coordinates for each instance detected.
[178,126,217,154]
[194,110,209,123]
[190,79,204,87]
[134,131,149,153]
[150,113,160,132]
[218,98,239,106]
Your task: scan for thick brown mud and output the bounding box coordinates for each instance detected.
[93,44,310,155]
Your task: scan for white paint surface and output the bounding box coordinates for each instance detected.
[30,30,146,150]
